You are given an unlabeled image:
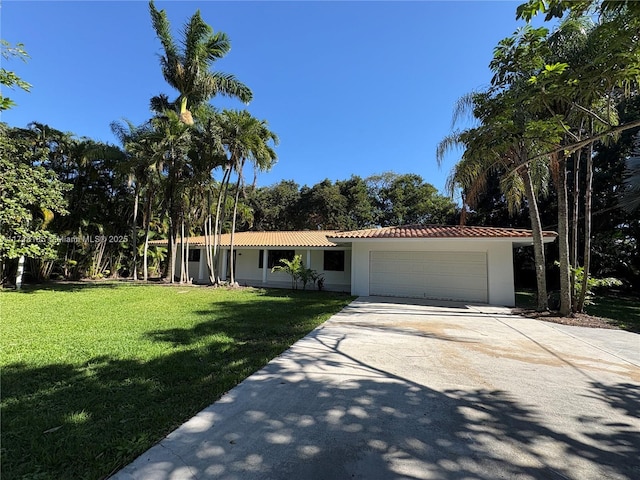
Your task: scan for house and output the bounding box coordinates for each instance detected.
[173,230,352,292]
[169,225,557,306]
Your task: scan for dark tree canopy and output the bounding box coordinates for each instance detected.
[248,173,459,232]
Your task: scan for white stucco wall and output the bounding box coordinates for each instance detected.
[175,247,207,283]
[218,247,351,292]
[349,239,515,306]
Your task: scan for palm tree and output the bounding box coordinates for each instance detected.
[437,89,561,312]
[148,1,252,125]
[110,119,167,281]
[216,110,278,285]
[146,110,193,282]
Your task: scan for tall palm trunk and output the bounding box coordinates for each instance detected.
[556,156,572,316]
[142,188,153,281]
[204,191,215,284]
[212,164,232,283]
[570,149,582,311]
[229,163,245,285]
[521,164,548,311]
[132,184,139,281]
[169,225,177,283]
[577,141,595,312]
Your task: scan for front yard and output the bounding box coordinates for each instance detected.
[0,283,354,480]
[515,289,640,332]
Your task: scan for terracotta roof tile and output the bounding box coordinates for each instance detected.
[150,225,557,248]
[329,225,557,239]
[156,230,340,248]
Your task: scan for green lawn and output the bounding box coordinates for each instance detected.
[0,283,354,480]
[516,289,640,332]
[585,293,640,332]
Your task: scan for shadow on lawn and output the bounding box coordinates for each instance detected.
[1,292,349,480]
[6,281,139,294]
[3,293,639,480]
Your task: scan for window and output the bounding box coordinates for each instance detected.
[188,249,201,262]
[259,250,296,269]
[324,250,345,271]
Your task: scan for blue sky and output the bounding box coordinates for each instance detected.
[2,1,534,194]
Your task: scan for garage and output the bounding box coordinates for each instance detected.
[328,225,557,306]
[369,250,488,302]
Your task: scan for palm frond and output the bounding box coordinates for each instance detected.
[206,31,231,61]
[207,72,253,104]
[500,169,525,216]
[435,131,464,166]
[182,10,212,68]
[149,1,180,69]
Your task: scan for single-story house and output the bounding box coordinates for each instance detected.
[172,230,351,293]
[166,225,557,306]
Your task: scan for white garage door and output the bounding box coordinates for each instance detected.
[369,251,488,303]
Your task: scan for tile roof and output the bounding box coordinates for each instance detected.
[149,225,557,248]
[155,230,340,248]
[329,225,558,239]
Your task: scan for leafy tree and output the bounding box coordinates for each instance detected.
[298,179,349,230]
[0,124,70,287]
[336,175,377,229]
[249,180,301,231]
[623,132,640,213]
[0,40,31,111]
[370,172,457,226]
[148,2,255,283]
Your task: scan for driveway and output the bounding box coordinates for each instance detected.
[112,297,640,480]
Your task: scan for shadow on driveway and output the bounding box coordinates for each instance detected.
[113,298,640,480]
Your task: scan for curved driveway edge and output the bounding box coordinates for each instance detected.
[111,296,640,480]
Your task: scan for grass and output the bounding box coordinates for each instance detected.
[0,282,354,480]
[585,293,640,332]
[515,288,640,332]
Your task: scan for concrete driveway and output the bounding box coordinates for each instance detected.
[112,297,640,480]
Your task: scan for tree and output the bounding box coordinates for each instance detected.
[437,86,562,312]
[249,180,301,231]
[297,179,349,230]
[110,119,165,281]
[336,176,377,229]
[148,2,255,283]
[369,172,457,226]
[148,0,252,125]
[216,110,278,284]
[0,124,70,287]
[271,254,319,290]
[516,5,640,313]
[0,40,31,111]
[623,132,640,213]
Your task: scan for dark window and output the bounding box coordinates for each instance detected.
[324,250,345,271]
[260,249,295,268]
[188,249,201,262]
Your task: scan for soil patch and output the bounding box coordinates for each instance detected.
[514,309,628,330]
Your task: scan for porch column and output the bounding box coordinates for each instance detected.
[198,248,205,282]
[262,249,268,283]
[221,249,228,281]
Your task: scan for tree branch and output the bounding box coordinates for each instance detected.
[505,119,640,177]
